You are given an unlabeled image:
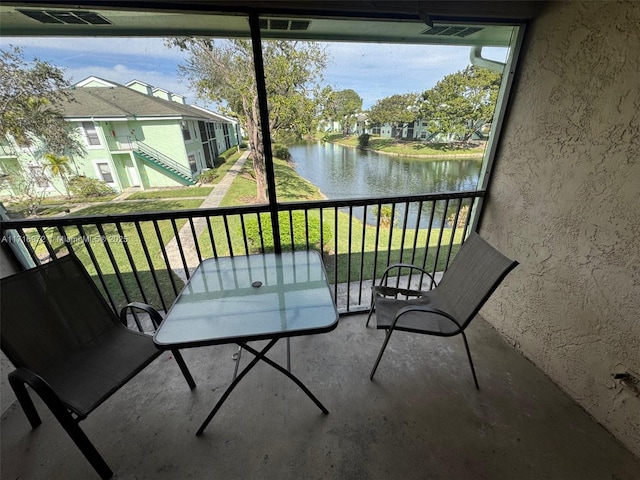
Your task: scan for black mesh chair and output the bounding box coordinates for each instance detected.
[367,232,518,388]
[0,255,196,479]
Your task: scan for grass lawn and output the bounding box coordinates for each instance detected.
[126,186,214,200]
[32,199,203,312]
[324,211,464,283]
[219,156,324,207]
[4,194,119,218]
[197,156,326,258]
[41,194,120,205]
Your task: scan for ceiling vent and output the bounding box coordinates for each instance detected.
[259,19,311,31]
[17,9,112,25]
[422,26,482,38]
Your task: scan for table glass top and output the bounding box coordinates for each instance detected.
[154,251,338,348]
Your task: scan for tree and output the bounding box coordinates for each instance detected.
[0,46,84,157]
[0,161,48,217]
[42,153,72,198]
[419,66,502,142]
[322,88,363,133]
[368,93,419,138]
[167,38,328,203]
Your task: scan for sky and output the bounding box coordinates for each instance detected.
[1,36,501,110]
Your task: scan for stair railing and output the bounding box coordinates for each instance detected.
[134,141,194,180]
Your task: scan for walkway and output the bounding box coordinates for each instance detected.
[165,150,250,281]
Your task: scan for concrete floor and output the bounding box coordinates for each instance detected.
[2,313,639,479]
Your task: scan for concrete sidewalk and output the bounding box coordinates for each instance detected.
[165,150,250,281]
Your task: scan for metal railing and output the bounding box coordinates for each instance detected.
[0,190,483,314]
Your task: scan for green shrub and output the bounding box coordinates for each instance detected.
[68,176,115,198]
[373,205,394,227]
[243,211,332,254]
[198,169,219,184]
[272,144,291,161]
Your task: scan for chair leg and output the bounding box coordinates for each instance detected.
[365,306,374,327]
[370,327,394,381]
[9,375,42,428]
[10,374,113,479]
[171,349,196,390]
[461,332,479,390]
[58,415,114,479]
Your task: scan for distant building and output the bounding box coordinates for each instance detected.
[0,76,240,197]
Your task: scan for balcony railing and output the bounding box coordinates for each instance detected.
[0,190,483,314]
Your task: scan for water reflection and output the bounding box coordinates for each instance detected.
[287,141,482,227]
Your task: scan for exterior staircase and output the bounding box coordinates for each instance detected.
[133,141,196,185]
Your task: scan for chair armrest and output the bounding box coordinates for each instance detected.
[392,304,463,333]
[9,367,71,426]
[119,302,164,331]
[377,263,438,295]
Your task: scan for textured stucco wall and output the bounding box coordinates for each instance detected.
[480,1,640,457]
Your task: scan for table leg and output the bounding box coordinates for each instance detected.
[239,342,328,415]
[232,346,243,381]
[196,338,279,436]
[196,338,328,436]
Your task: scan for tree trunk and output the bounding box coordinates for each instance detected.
[253,149,268,204]
[245,97,269,204]
[250,125,268,204]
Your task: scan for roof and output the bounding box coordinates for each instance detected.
[61,80,228,123]
[190,104,238,124]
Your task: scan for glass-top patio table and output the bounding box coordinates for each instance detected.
[153,251,339,436]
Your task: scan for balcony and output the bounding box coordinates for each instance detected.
[2,194,640,478]
[2,311,639,478]
[1,0,639,474]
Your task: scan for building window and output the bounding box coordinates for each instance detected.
[222,123,231,150]
[96,162,114,183]
[181,121,191,141]
[82,122,101,146]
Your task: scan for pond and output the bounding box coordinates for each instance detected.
[287,141,483,227]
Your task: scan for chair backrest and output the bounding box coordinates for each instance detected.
[432,232,518,330]
[1,255,118,374]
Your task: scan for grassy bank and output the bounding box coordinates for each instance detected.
[324,133,485,157]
